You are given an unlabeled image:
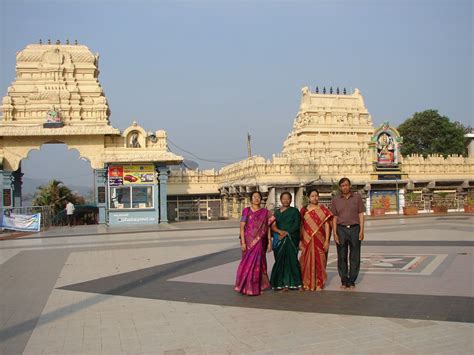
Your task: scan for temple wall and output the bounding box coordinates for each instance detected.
[401,154,474,179]
[168,169,220,195]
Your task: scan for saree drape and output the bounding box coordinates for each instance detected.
[270,207,302,289]
[299,205,333,290]
[234,207,270,295]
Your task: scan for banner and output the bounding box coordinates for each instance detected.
[370,190,397,212]
[123,165,155,185]
[108,164,156,185]
[1,212,41,232]
[108,165,124,186]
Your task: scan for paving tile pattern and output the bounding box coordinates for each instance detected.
[0,216,472,354]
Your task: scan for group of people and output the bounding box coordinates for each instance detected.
[234,177,365,296]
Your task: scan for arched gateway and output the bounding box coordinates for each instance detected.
[0,43,182,225]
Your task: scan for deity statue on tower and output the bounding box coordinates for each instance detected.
[43,105,65,128]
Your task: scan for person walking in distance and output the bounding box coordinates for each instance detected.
[331,178,365,289]
[65,200,75,227]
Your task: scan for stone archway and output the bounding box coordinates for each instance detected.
[2,135,106,172]
[0,42,182,225]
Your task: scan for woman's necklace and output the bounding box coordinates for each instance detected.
[251,205,261,212]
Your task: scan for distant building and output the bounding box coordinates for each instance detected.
[168,87,474,219]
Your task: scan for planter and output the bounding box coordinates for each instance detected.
[433,206,448,214]
[403,206,418,215]
[464,205,474,213]
[371,208,386,216]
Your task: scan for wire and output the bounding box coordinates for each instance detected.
[168,138,246,164]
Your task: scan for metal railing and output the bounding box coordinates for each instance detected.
[51,205,99,226]
[1,205,53,231]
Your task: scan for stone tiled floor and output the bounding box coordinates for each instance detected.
[0,215,473,354]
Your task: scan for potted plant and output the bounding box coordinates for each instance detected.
[403,191,419,215]
[371,197,386,216]
[432,192,449,214]
[464,197,474,213]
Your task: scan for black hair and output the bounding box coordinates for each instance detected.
[280,191,292,201]
[250,191,262,200]
[338,177,351,186]
[306,187,319,196]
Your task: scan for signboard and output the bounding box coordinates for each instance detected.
[108,166,124,186]
[108,165,155,186]
[370,190,398,212]
[123,165,155,184]
[108,211,157,225]
[1,212,41,232]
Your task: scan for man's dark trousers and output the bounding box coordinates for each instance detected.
[336,224,361,286]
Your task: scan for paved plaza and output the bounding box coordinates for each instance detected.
[0,215,473,354]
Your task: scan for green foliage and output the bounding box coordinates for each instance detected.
[32,179,85,215]
[466,193,474,206]
[404,192,419,207]
[397,110,466,157]
[432,192,450,207]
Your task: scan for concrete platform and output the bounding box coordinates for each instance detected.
[0,215,473,354]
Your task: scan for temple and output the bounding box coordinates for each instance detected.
[0,43,183,225]
[1,43,473,225]
[168,88,474,219]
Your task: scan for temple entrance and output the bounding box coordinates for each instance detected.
[21,143,98,226]
[0,42,182,226]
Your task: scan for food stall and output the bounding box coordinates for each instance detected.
[107,164,160,225]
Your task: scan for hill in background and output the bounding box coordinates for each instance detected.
[21,177,93,206]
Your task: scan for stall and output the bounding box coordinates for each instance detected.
[107,164,160,225]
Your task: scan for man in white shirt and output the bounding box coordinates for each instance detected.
[65,201,75,227]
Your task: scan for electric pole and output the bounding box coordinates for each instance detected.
[247,133,252,158]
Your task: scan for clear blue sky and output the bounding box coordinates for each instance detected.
[0,0,472,189]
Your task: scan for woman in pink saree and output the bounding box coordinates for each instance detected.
[234,191,272,296]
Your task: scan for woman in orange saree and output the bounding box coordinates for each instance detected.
[299,188,333,291]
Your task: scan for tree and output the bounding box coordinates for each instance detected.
[32,179,84,215]
[397,110,466,157]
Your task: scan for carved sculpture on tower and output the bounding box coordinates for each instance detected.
[370,122,402,170]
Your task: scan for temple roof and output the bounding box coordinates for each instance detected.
[1,42,111,128]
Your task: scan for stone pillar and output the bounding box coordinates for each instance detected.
[94,168,107,224]
[422,187,433,212]
[224,196,231,218]
[267,187,276,210]
[11,167,23,207]
[221,194,227,218]
[232,195,239,219]
[465,133,474,158]
[295,187,304,209]
[157,166,169,223]
[243,193,250,209]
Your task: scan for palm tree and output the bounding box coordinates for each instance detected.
[32,179,83,216]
